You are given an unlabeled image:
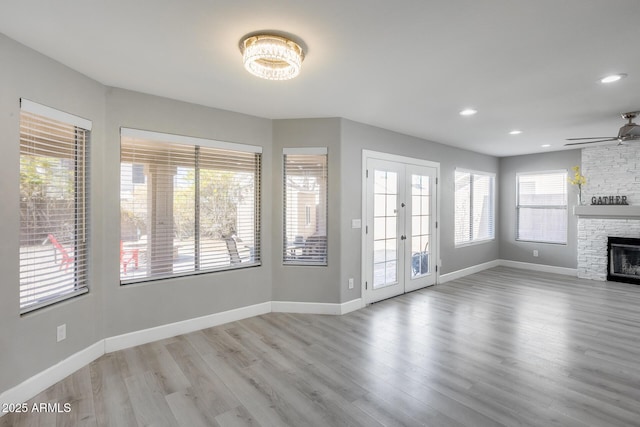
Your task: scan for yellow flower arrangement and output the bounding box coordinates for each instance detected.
[568,165,586,204]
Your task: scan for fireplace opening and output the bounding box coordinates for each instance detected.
[608,236,640,285]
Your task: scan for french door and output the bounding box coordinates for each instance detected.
[363,155,438,304]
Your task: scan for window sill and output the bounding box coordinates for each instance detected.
[455,238,495,248]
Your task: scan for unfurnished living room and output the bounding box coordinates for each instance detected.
[2,1,640,426]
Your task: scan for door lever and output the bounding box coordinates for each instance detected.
[400,235,406,240]
[401,202,406,208]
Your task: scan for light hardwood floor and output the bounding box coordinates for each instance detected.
[3,267,640,427]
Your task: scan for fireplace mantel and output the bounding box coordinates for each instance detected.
[574,205,640,219]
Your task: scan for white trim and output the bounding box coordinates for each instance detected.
[283,147,327,155]
[439,260,501,284]
[439,259,577,285]
[0,341,103,408]
[498,260,577,276]
[1,298,365,409]
[120,127,262,153]
[104,302,271,353]
[271,299,363,315]
[340,298,365,314]
[20,99,92,130]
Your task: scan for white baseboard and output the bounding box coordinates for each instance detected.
[272,299,364,315]
[439,259,577,285]
[498,260,577,276]
[0,341,104,408]
[104,301,272,353]
[1,296,366,410]
[439,260,501,284]
[340,298,365,314]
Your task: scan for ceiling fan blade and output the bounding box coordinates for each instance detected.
[564,138,618,146]
[565,137,616,140]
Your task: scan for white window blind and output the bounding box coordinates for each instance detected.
[517,171,567,244]
[283,148,328,265]
[120,129,261,283]
[455,169,495,246]
[19,100,90,313]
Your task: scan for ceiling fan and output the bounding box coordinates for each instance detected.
[565,111,640,146]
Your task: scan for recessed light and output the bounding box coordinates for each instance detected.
[459,108,478,116]
[509,130,522,135]
[541,144,551,148]
[599,73,627,84]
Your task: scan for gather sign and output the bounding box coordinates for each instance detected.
[591,195,629,205]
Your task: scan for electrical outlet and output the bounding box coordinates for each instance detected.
[348,278,354,289]
[57,324,66,342]
[533,250,539,257]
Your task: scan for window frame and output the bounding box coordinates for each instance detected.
[19,99,92,314]
[515,169,568,245]
[282,147,328,266]
[119,128,262,285]
[454,168,496,248]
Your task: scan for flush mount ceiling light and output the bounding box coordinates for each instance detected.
[459,108,478,116]
[240,34,305,81]
[599,73,627,84]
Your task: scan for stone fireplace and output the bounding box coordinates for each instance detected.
[576,144,640,281]
[607,236,640,285]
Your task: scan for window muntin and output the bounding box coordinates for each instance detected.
[283,148,328,265]
[120,129,261,283]
[455,169,495,246]
[19,100,91,313]
[516,171,567,244]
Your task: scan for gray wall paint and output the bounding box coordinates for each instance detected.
[340,119,500,302]
[1,31,583,398]
[0,34,106,394]
[103,88,274,337]
[272,119,342,303]
[499,150,581,268]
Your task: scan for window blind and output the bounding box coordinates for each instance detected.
[120,129,261,283]
[516,171,567,244]
[454,169,495,245]
[283,148,328,265]
[19,100,90,313]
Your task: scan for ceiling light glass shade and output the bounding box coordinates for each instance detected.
[241,35,304,81]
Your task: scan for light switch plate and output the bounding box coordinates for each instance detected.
[351,219,362,229]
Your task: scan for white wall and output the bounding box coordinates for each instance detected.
[578,144,640,280]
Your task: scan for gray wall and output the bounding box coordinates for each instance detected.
[271,119,342,303]
[2,30,583,398]
[103,88,274,337]
[0,34,106,394]
[499,150,581,268]
[340,119,501,302]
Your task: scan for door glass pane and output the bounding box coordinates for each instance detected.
[372,169,398,289]
[411,173,430,279]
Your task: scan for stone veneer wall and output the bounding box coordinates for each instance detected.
[578,144,640,280]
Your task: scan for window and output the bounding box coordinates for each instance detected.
[19,100,91,313]
[516,171,567,244]
[455,169,495,246]
[283,148,328,265]
[120,128,261,283]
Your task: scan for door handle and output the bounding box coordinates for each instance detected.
[401,202,406,208]
[400,235,406,240]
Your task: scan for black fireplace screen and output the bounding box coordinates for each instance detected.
[608,237,640,285]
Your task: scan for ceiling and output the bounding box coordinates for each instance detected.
[2,0,639,157]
